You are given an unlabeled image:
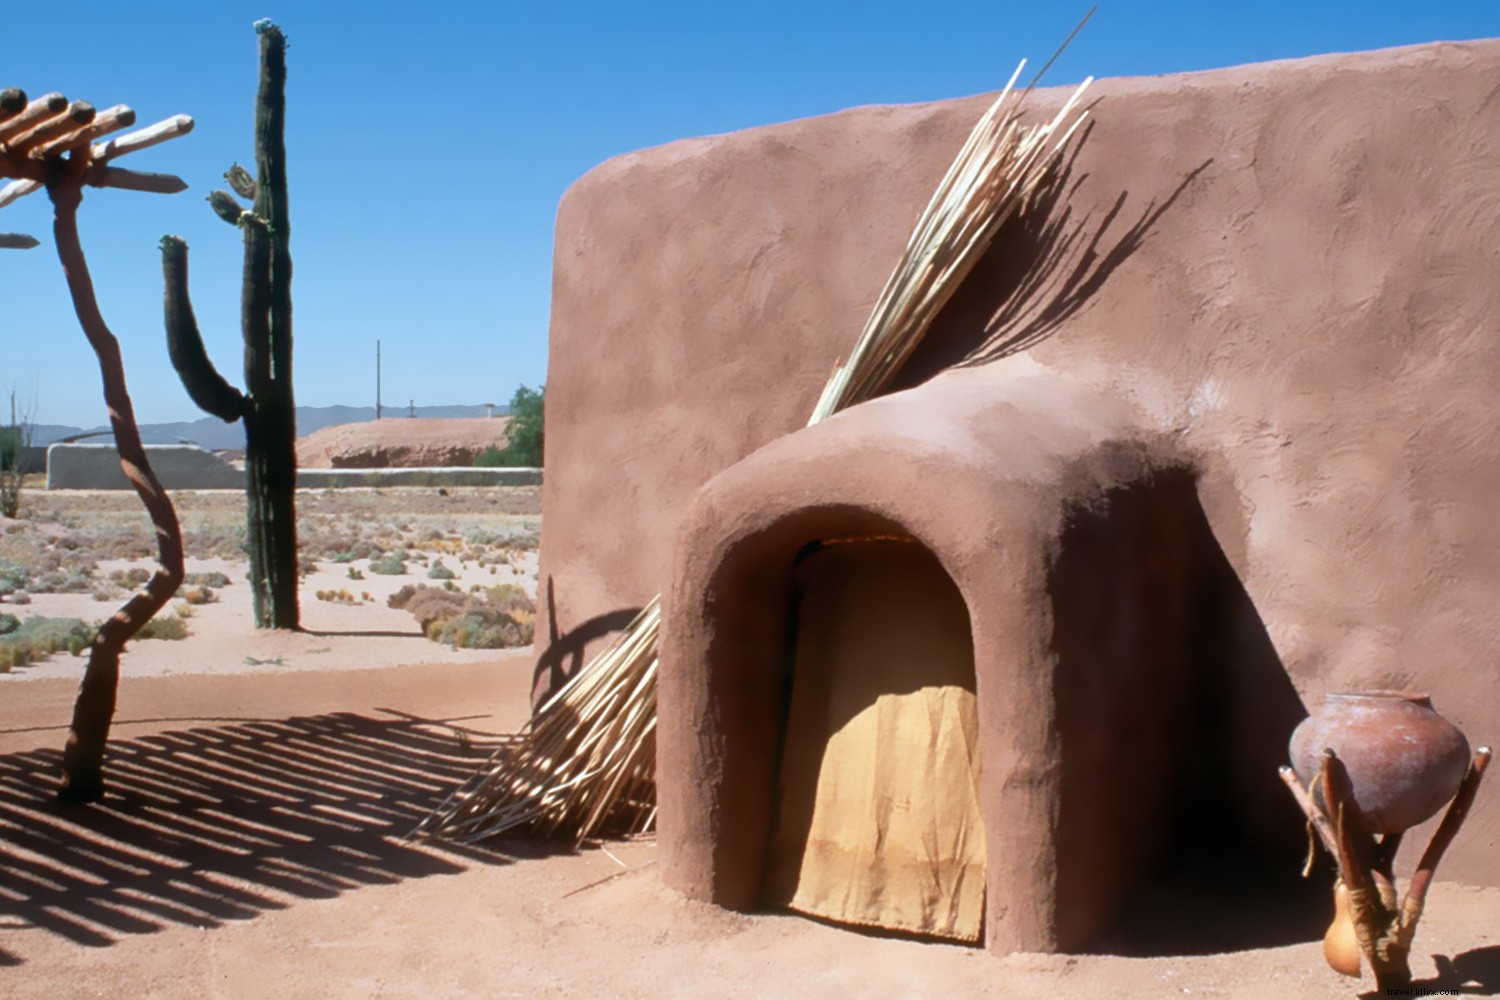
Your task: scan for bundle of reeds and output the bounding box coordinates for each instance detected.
[419,55,1092,846]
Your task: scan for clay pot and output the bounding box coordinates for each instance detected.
[1289,691,1470,835]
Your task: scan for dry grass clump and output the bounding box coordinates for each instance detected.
[109,566,152,588]
[135,614,190,641]
[388,582,535,649]
[178,584,219,605]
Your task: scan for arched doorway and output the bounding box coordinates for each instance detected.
[761,535,984,942]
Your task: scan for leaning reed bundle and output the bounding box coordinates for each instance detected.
[419,59,1092,846]
[418,603,660,842]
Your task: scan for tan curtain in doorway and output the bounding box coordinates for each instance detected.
[763,538,986,942]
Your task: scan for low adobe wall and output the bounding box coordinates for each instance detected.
[46,443,540,490]
[539,37,1500,944]
[47,443,243,490]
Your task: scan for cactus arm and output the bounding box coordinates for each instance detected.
[226,163,257,200]
[161,235,247,422]
[208,189,246,225]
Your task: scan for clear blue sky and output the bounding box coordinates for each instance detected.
[3,1,1496,427]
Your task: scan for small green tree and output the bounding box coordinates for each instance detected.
[497,384,544,467]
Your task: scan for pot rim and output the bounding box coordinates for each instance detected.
[1325,689,1432,706]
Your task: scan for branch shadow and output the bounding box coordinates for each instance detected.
[531,575,643,698]
[0,710,565,967]
[887,123,1213,390]
[1379,946,1500,998]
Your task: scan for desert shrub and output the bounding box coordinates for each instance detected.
[0,561,30,596]
[109,566,152,588]
[316,588,359,604]
[181,523,247,559]
[7,590,29,604]
[184,571,232,588]
[136,615,190,641]
[428,612,532,649]
[388,583,465,622]
[428,559,456,580]
[180,585,218,605]
[327,542,386,563]
[31,567,97,594]
[346,567,364,580]
[368,553,407,576]
[0,616,95,669]
[388,582,535,649]
[0,612,18,635]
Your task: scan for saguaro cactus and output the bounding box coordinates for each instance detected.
[163,20,299,629]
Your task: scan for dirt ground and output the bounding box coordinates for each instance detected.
[1,495,1497,998]
[2,660,1497,998]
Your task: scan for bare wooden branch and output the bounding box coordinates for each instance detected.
[1278,765,1339,856]
[0,178,42,209]
[1404,746,1491,913]
[6,100,95,156]
[33,104,134,159]
[91,114,194,162]
[85,165,189,195]
[0,92,68,144]
[0,88,27,121]
[46,179,186,802]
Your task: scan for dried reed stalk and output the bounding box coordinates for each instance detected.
[420,55,1092,846]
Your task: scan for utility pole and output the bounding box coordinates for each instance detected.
[375,340,382,419]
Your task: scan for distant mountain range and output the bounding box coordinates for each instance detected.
[23,404,507,451]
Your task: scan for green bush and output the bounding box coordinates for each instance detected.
[427,559,456,580]
[368,553,407,576]
[484,384,543,467]
[0,616,95,671]
[0,561,29,596]
[473,445,505,468]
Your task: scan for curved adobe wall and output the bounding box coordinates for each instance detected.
[542,39,1500,884]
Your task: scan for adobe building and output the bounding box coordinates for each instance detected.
[535,40,1500,956]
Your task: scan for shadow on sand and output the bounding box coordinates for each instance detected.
[0,711,558,967]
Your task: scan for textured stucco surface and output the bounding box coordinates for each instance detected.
[538,39,1500,950]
